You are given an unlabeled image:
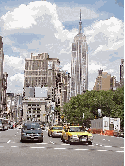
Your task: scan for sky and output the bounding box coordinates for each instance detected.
[0,0,124,94]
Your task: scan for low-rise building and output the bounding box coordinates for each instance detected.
[93,69,116,91]
[22,98,47,123]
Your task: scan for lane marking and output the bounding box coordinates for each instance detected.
[97,150,107,151]
[30,147,45,149]
[0,146,4,147]
[104,146,112,147]
[120,147,124,148]
[36,143,48,145]
[88,145,94,146]
[50,141,55,144]
[116,151,124,153]
[100,145,102,146]
[96,144,98,145]
[74,149,88,151]
[7,140,11,143]
[54,148,66,150]
[11,146,18,147]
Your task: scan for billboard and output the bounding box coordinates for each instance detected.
[35,87,48,98]
[25,87,35,98]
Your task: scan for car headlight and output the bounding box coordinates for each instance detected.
[88,136,93,140]
[22,133,26,135]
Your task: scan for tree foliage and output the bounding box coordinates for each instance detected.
[62,86,124,128]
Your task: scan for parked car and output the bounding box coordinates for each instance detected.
[21,122,43,143]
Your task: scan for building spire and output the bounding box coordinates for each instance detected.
[79,9,82,34]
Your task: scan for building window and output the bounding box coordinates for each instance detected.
[104,121,108,127]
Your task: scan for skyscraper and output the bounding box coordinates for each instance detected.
[71,10,88,97]
[120,59,124,87]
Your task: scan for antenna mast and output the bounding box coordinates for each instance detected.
[79,9,82,34]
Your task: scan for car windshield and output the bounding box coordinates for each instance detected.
[69,127,86,132]
[52,127,63,130]
[23,123,40,130]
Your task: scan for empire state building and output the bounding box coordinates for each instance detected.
[71,10,88,97]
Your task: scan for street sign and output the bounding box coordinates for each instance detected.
[83,113,84,119]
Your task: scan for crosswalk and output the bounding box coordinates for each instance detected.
[0,141,124,153]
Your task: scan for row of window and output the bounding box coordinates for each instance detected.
[28,108,40,110]
[27,114,40,118]
[92,121,108,128]
[27,111,40,114]
[27,118,40,121]
[28,104,40,106]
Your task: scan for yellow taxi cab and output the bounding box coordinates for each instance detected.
[48,126,63,138]
[61,125,93,145]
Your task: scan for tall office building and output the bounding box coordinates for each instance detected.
[71,10,88,97]
[120,59,124,87]
[24,53,60,101]
[24,53,60,88]
[0,36,4,115]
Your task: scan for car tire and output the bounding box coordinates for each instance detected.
[48,133,50,137]
[88,141,92,145]
[68,137,71,144]
[21,139,24,143]
[39,140,43,143]
[62,137,65,143]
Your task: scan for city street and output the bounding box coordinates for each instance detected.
[0,128,124,166]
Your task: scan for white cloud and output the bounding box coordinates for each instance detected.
[0,1,123,93]
[56,6,99,22]
[1,1,62,31]
[62,63,71,74]
[88,61,106,74]
[4,55,25,72]
[7,73,24,94]
[85,17,124,53]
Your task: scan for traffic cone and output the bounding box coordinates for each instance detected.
[100,130,103,135]
[104,130,107,135]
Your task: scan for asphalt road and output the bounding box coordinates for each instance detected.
[0,128,124,166]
